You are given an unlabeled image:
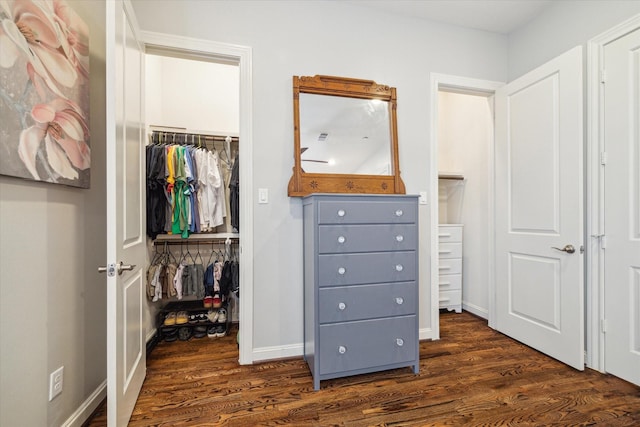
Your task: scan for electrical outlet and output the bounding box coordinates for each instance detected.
[49,366,64,401]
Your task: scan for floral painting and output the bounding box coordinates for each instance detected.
[0,0,90,188]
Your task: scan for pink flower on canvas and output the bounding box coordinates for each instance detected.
[0,0,78,97]
[19,97,90,180]
[52,0,89,78]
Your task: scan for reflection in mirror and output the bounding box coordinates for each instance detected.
[288,75,405,197]
[299,93,392,175]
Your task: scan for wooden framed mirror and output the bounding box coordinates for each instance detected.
[288,75,405,197]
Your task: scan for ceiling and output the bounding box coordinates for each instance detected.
[344,0,554,34]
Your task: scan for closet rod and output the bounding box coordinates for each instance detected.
[154,239,238,246]
[153,233,239,244]
[149,126,239,143]
[438,173,465,181]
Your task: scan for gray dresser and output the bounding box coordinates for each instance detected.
[302,194,419,390]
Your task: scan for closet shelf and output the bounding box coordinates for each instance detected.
[154,232,239,244]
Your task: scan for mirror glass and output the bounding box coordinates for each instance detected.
[288,75,405,197]
[299,93,392,175]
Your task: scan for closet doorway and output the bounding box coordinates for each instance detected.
[140,31,254,365]
[429,74,503,339]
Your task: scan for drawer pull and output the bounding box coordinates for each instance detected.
[395,209,404,217]
[338,302,346,311]
[338,345,347,354]
[337,209,346,217]
[439,249,452,254]
[396,338,404,347]
[439,266,451,270]
[439,233,452,238]
[396,235,404,242]
[395,264,403,272]
[338,267,346,275]
[337,235,346,244]
[439,281,450,286]
[395,297,404,305]
[439,297,450,302]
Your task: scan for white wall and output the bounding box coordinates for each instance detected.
[145,54,239,134]
[130,0,508,351]
[437,91,493,317]
[0,1,106,426]
[507,0,640,80]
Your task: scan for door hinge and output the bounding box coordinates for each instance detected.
[600,319,607,333]
[601,235,607,249]
[600,69,606,84]
[600,151,607,165]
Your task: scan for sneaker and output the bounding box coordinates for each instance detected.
[175,311,189,325]
[207,325,217,338]
[212,293,222,308]
[215,324,227,337]
[206,310,219,323]
[193,326,207,338]
[203,296,213,308]
[178,326,192,341]
[163,312,177,326]
[217,308,227,323]
[188,314,199,324]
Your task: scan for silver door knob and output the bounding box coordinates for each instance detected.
[117,261,136,274]
[551,244,575,254]
[338,345,347,354]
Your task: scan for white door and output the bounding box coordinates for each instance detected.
[494,46,584,370]
[603,27,640,386]
[105,1,147,425]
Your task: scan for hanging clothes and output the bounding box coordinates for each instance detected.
[229,153,239,231]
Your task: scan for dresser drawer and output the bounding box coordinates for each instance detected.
[438,242,462,259]
[317,199,417,225]
[438,225,463,243]
[318,224,417,254]
[439,290,461,308]
[439,258,462,275]
[318,316,417,375]
[319,282,416,323]
[319,251,416,287]
[438,274,461,291]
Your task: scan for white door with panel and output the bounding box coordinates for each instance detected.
[495,46,584,370]
[603,27,640,386]
[105,1,147,425]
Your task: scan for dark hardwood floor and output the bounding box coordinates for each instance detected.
[87,311,640,426]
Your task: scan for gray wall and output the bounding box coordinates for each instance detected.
[0,1,106,426]
[130,0,508,353]
[1,1,636,425]
[508,0,640,80]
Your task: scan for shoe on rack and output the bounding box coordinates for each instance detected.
[215,324,227,338]
[178,326,192,341]
[213,293,222,308]
[188,314,199,324]
[207,325,217,338]
[204,296,213,308]
[206,310,219,323]
[193,326,207,338]
[217,308,227,323]
[163,312,177,326]
[175,311,189,325]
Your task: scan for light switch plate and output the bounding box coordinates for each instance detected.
[419,191,428,205]
[258,188,269,204]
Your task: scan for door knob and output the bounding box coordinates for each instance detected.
[98,261,136,276]
[116,261,136,275]
[551,244,575,254]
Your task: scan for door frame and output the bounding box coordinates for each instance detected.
[429,74,503,339]
[139,30,254,364]
[586,13,640,373]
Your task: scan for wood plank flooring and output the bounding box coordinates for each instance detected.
[87,312,640,426]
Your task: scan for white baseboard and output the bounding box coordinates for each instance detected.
[146,327,158,343]
[462,302,488,319]
[61,380,106,427]
[252,343,303,362]
[419,327,436,341]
